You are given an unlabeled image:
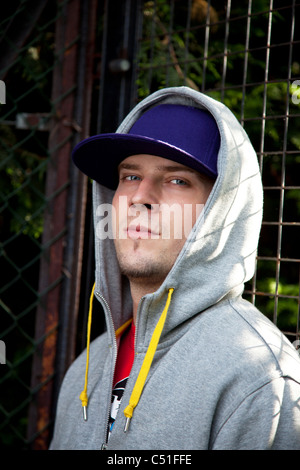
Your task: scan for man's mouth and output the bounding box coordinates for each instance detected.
[126,224,160,239]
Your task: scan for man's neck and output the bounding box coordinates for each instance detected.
[129,279,162,324]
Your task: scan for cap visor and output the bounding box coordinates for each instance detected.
[72,133,217,189]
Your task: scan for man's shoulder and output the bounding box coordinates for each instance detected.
[223,297,300,381]
[62,331,109,386]
[190,297,300,383]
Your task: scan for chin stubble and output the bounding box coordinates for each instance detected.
[117,254,169,283]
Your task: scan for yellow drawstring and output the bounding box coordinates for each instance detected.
[79,282,95,421]
[115,318,133,338]
[123,288,174,432]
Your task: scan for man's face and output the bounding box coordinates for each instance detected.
[112,154,214,286]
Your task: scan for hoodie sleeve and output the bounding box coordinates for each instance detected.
[211,376,300,450]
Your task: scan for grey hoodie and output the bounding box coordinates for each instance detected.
[50,86,300,450]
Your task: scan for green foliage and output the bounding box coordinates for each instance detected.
[0,124,47,239]
[254,277,299,331]
[0,10,55,240]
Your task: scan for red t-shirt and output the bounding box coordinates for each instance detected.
[113,321,135,386]
[108,321,135,436]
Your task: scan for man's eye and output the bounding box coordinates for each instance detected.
[170,178,187,186]
[124,175,140,181]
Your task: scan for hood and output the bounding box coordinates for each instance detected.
[92,86,263,340]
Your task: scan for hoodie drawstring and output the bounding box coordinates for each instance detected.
[79,285,174,430]
[123,287,174,432]
[79,282,95,421]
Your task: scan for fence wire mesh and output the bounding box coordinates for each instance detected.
[0,0,299,451]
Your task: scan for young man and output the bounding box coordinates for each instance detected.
[50,86,300,450]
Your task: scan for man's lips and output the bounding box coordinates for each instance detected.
[126,224,160,239]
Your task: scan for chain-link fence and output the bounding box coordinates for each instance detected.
[0,0,299,451]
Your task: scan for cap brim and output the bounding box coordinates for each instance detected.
[72,133,217,190]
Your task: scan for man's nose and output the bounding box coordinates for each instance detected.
[130,178,159,208]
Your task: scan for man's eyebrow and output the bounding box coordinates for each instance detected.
[156,164,197,174]
[118,162,141,171]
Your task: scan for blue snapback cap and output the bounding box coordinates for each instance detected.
[72,104,220,189]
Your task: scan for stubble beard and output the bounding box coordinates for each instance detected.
[114,240,176,286]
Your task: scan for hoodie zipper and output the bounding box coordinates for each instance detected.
[94,290,118,450]
[133,296,145,353]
